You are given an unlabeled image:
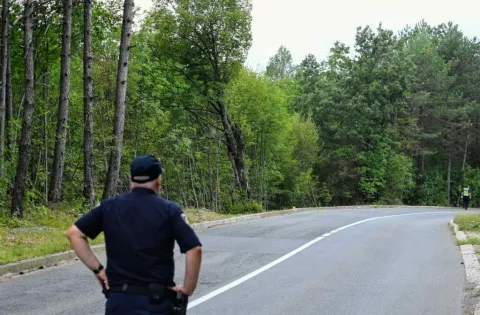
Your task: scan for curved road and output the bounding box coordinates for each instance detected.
[0,208,468,314]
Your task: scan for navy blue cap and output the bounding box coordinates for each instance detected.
[130,155,165,183]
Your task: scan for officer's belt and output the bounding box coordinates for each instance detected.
[108,283,177,301]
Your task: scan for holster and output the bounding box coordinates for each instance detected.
[171,291,189,315]
[148,285,188,314]
[147,283,168,303]
[102,284,109,299]
[104,283,189,314]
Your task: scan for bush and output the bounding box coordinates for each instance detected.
[464,166,480,207]
[0,215,31,228]
[223,200,264,215]
[381,153,415,205]
[419,170,448,206]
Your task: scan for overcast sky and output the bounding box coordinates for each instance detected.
[135,0,480,71]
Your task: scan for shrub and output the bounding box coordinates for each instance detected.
[224,200,264,215]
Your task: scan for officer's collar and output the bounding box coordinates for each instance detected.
[131,187,158,195]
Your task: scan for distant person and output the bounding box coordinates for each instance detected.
[463,184,472,210]
[67,155,202,314]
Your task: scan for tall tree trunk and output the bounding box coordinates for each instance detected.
[173,160,188,207]
[218,103,249,196]
[254,132,259,200]
[6,36,12,155]
[49,0,72,203]
[189,156,199,209]
[457,136,469,207]
[260,131,265,207]
[41,66,49,204]
[0,0,9,177]
[232,123,248,190]
[83,0,95,208]
[11,0,35,218]
[44,96,48,204]
[192,150,207,207]
[133,101,139,156]
[215,142,220,211]
[103,0,134,199]
[262,132,267,209]
[310,186,317,207]
[447,150,452,203]
[207,146,213,208]
[462,138,469,173]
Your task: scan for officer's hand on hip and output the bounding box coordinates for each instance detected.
[96,269,110,290]
[169,286,192,296]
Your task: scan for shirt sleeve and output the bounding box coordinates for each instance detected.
[170,205,202,254]
[74,202,106,240]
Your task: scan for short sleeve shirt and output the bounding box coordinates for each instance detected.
[74,187,202,287]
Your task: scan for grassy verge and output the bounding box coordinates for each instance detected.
[454,214,480,246]
[0,207,233,266]
[184,208,234,224]
[454,213,480,232]
[458,238,480,246]
[0,207,105,265]
[450,223,456,235]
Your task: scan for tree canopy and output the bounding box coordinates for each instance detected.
[0,0,479,221]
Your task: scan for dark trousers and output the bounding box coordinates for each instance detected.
[105,292,173,315]
[464,196,470,210]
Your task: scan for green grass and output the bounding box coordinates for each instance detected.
[457,237,480,246]
[0,208,105,265]
[0,207,232,265]
[184,208,233,224]
[450,223,456,235]
[454,214,480,232]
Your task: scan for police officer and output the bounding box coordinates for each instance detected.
[463,184,473,210]
[67,155,202,314]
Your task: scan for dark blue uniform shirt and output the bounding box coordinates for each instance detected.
[74,187,202,287]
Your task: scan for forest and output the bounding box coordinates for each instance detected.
[1,0,479,221]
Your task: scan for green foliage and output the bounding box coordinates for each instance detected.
[150,0,252,83]
[223,200,264,215]
[464,166,480,207]
[358,143,389,201]
[3,0,480,234]
[0,215,31,229]
[265,46,296,81]
[382,153,415,204]
[420,170,448,206]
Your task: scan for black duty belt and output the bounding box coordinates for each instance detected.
[104,283,189,314]
[108,283,177,301]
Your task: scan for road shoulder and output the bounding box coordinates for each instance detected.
[0,206,460,279]
[0,207,317,279]
[450,218,480,315]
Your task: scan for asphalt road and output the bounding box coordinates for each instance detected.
[0,207,468,315]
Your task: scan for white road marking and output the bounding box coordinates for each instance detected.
[188,211,449,309]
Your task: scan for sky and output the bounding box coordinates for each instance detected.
[135,0,480,71]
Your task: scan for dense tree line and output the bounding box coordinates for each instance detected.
[0,0,479,219]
